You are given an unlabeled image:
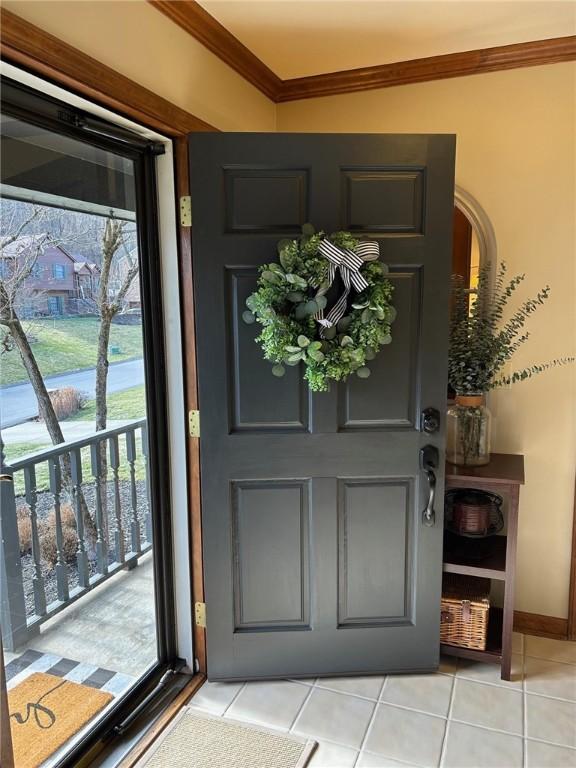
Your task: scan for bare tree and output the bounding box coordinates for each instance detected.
[88,220,139,555]
[0,207,96,542]
[0,209,64,442]
[95,219,139,432]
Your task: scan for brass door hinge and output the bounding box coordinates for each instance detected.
[189,409,200,438]
[195,602,206,628]
[180,195,192,227]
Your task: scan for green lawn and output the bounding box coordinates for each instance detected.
[70,385,146,421]
[5,442,44,461]
[0,317,143,386]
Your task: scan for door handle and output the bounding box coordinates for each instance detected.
[420,445,439,527]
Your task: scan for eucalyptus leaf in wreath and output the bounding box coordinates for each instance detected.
[242,224,395,391]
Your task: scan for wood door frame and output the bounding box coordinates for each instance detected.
[0,8,211,673]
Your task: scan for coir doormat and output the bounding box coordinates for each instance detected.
[8,671,113,768]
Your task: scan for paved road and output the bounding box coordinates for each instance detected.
[0,358,144,428]
[1,419,136,445]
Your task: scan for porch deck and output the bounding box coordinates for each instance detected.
[3,552,156,679]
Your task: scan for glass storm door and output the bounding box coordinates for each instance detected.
[0,79,176,766]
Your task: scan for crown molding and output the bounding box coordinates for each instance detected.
[0,7,216,136]
[149,0,283,101]
[149,2,576,103]
[278,35,576,101]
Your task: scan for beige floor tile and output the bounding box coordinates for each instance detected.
[357,752,418,767]
[451,678,523,734]
[526,694,576,748]
[363,703,446,766]
[309,741,358,767]
[292,687,375,749]
[442,721,523,768]
[512,632,524,654]
[526,740,576,768]
[189,681,244,715]
[525,636,576,665]
[226,680,310,730]
[380,673,453,717]
[317,676,386,700]
[525,656,576,702]
[456,654,524,689]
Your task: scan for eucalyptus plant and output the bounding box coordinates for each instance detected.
[449,262,573,395]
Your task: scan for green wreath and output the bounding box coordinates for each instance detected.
[242,224,395,392]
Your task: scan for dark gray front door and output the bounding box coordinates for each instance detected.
[189,133,456,681]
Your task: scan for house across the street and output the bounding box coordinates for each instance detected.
[0,233,99,316]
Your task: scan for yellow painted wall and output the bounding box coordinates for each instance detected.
[278,64,576,618]
[2,0,276,132]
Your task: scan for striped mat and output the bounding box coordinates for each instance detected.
[5,648,135,696]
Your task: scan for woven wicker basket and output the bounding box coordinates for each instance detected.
[440,574,490,650]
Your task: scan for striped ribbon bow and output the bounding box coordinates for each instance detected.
[315,238,380,335]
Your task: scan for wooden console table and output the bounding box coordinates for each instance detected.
[442,453,525,680]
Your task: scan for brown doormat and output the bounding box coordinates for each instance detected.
[8,671,113,768]
[136,709,317,768]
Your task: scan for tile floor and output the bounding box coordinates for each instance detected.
[187,634,576,768]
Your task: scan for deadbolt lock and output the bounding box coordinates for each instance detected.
[421,407,441,434]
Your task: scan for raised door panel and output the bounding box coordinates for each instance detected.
[231,480,311,631]
[341,168,425,234]
[338,478,413,627]
[224,168,309,234]
[227,268,309,432]
[339,267,422,430]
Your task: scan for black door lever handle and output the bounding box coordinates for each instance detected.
[420,445,439,527]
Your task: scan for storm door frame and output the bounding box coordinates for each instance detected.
[1,77,181,767]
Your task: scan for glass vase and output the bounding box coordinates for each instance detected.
[446,394,492,466]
